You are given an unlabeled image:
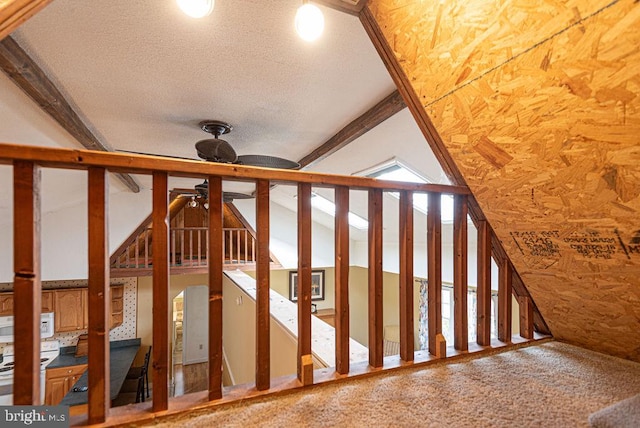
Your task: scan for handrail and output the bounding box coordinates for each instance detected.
[1,143,543,426]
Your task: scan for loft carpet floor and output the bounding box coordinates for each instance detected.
[146,341,640,427]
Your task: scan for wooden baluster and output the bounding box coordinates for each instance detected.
[152,172,169,411]
[334,186,350,374]
[222,229,227,264]
[189,229,193,266]
[236,228,241,263]
[297,183,313,385]
[427,193,443,357]
[180,228,184,266]
[198,228,202,265]
[398,190,414,362]
[229,229,234,263]
[368,188,383,368]
[498,259,513,342]
[519,296,534,339]
[208,177,224,399]
[12,161,41,405]
[172,229,177,266]
[145,229,149,268]
[135,233,139,268]
[476,220,492,346]
[244,229,248,264]
[255,179,271,390]
[453,194,468,352]
[87,167,109,424]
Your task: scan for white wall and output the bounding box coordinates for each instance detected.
[183,285,209,364]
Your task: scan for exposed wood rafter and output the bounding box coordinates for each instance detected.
[0,35,140,192]
[313,0,368,16]
[0,0,51,41]
[298,89,405,169]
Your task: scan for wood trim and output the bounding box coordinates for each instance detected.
[498,259,513,343]
[297,182,313,385]
[151,172,169,411]
[427,192,443,356]
[0,36,139,192]
[398,190,414,362]
[0,143,471,195]
[12,160,41,404]
[255,179,270,391]
[208,176,224,400]
[476,220,492,346]
[368,188,383,368]
[519,296,534,339]
[313,0,367,16]
[298,90,405,169]
[0,0,51,41]
[87,167,109,423]
[334,186,350,374]
[453,195,468,352]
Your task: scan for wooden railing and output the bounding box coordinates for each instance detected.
[110,227,256,271]
[0,143,548,426]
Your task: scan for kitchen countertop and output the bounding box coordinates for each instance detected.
[48,338,141,407]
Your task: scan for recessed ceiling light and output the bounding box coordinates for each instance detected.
[177,0,214,19]
[295,2,324,42]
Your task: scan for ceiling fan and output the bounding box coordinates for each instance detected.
[121,119,300,200]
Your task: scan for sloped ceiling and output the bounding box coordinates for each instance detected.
[366,0,640,361]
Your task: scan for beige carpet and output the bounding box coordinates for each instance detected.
[148,341,640,427]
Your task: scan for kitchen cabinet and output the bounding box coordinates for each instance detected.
[0,293,13,316]
[54,286,124,332]
[0,291,55,315]
[54,289,85,332]
[110,285,124,329]
[44,364,87,406]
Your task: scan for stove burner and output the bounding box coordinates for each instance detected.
[4,362,14,366]
[0,367,12,373]
[41,358,49,363]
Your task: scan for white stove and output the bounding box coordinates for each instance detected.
[0,340,60,405]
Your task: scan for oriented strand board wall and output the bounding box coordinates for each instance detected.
[367,0,640,361]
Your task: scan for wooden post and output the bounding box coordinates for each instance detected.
[152,172,169,412]
[368,188,383,368]
[427,193,442,356]
[87,167,110,423]
[255,179,270,390]
[453,194,468,352]
[297,183,312,385]
[12,160,41,405]
[519,296,534,339]
[476,220,492,346]
[398,190,414,362]
[498,259,513,342]
[208,176,224,400]
[334,186,350,374]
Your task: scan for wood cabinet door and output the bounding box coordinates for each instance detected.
[110,285,124,329]
[41,291,54,313]
[0,293,13,316]
[82,288,89,329]
[45,376,68,406]
[54,290,85,332]
[44,364,87,405]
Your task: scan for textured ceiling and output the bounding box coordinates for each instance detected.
[367,0,640,361]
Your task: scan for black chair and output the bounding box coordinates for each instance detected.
[126,346,151,400]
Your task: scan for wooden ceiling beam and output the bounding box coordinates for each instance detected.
[312,0,368,16]
[298,89,405,169]
[0,0,51,41]
[0,35,140,192]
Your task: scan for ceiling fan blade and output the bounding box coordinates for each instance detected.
[117,149,197,161]
[195,139,238,163]
[193,180,254,202]
[235,154,300,170]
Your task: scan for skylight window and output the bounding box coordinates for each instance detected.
[311,193,369,230]
[363,159,454,222]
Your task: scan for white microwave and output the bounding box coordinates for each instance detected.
[0,312,55,343]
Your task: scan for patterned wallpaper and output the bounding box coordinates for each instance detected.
[0,277,137,347]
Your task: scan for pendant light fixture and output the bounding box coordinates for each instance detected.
[295,1,324,42]
[177,0,214,18]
